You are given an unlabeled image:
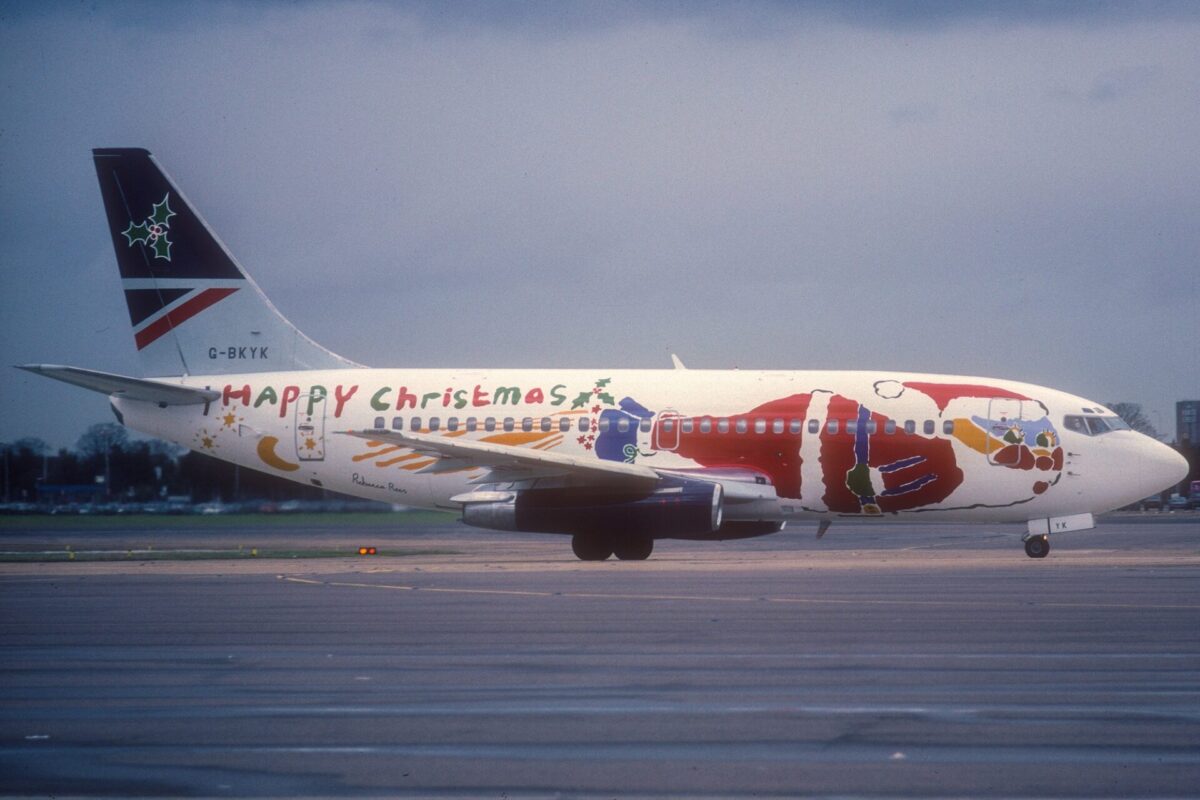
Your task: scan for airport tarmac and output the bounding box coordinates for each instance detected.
[1,514,1199,797]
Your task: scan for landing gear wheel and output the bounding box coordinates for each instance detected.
[1024,534,1050,559]
[612,536,654,561]
[571,534,613,561]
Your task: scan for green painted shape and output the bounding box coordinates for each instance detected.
[150,194,175,227]
[845,463,876,498]
[150,234,172,261]
[123,221,151,246]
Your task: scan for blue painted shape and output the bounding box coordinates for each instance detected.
[596,397,655,462]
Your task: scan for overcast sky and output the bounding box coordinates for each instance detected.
[2,1,1198,450]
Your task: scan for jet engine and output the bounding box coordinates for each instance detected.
[457,477,723,539]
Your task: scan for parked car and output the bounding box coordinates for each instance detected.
[1140,495,1163,511]
[1167,494,1189,511]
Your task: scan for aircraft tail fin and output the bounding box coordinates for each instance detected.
[92,148,361,377]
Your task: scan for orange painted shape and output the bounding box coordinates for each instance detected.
[352,445,402,462]
[950,418,1006,455]
[376,453,423,467]
[480,431,554,447]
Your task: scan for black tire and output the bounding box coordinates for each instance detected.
[571,534,613,561]
[612,535,654,561]
[1024,535,1050,559]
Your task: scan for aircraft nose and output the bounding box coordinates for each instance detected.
[1141,439,1190,497]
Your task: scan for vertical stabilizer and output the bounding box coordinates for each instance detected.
[92,148,361,376]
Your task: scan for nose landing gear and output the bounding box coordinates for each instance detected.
[1023,534,1050,559]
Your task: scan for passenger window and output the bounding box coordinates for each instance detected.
[466,417,477,432]
[904,420,916,434]
[446,417,459,432]
[717,419,730,434]
[884,420,896,434]
[373,416,385,429]
[617,417,630,433]
[808,419,819,434]
[772,419,784,434]
[846,420,858,435]
[754,419,766,434]
[699,418,712,434]
[680,419,693,434]
[391,416,403,430]
[484,417,496,432]
[503,418,515,432]
[580,418,591,432]
[866,420,877,435]
[429,417,441,431]
[521,417,533,432]
[410,417,422,431]
[923,420,934,435]
[736,419,748,434]
[640,418,652,433]
[789,419,802,434]
[943,420,955,435]
[662,419,674,433]
[827,420,839,434]
[598,417,610,432]
[561,417,572,433]
[540,417,551,432]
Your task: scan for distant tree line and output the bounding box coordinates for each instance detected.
[1,423,325,504]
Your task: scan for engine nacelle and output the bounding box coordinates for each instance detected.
[458,478,723,538]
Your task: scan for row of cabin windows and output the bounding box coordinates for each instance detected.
[659,417,954,436]
[371,415,958,436]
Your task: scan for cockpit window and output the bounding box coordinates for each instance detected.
[1064,414,1130,436]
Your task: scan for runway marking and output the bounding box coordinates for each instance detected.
[277,576,1200,610]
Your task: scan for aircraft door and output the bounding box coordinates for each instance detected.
[985,397,1024,465]
[653,410,681,451]
[295,393,327,462]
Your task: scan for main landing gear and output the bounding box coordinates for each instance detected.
[571,533,654,561]
[1023,534,1050,559]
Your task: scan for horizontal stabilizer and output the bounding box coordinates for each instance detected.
[17,364,219,406]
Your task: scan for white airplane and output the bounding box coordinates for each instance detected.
[21,149,1189,560]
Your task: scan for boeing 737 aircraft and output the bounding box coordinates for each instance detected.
[20,149,1189,560]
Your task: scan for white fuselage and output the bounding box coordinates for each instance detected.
[114,367,1179,526]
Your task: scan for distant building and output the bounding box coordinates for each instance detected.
[1178,400,1200,445]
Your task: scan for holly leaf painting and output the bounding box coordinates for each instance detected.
[595,378,611,387]
[596,392,615,405]
[571,392,592,410]
[122,221,151,246]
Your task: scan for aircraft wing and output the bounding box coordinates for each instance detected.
[341,429,659,486]
[17,364,220,406]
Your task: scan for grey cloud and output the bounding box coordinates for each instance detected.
[2,3,1198,448]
